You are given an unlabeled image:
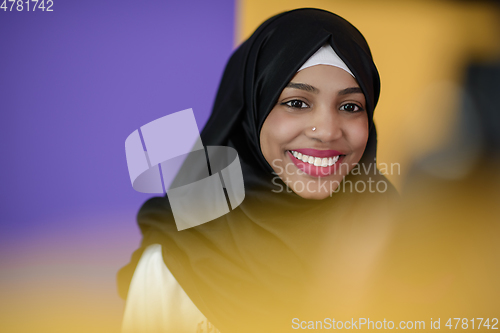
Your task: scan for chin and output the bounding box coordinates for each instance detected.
[295,191,332,200]
[290,184,336,200]
[283,174,343,200]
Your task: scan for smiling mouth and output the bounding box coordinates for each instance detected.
[288,150,345,167]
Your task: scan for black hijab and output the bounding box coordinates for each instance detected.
[118,8,396,332]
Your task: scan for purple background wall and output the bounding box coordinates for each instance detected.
[0,1,235,331]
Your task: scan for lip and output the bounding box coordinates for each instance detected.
[291,148,344,158]
[286,150,345,178]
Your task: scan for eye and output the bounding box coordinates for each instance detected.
[339,103,364,113]
[282,99,310,109]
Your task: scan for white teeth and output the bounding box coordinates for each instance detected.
[290,150,341,167]
[327,156,339,166]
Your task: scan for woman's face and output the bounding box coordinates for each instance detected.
[260,65,369,199]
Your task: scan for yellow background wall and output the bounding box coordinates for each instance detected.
[236,0,500,189]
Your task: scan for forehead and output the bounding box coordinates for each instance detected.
[290,65,359,89]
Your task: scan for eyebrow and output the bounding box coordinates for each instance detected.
[337,87,363,96]
[286,82,319,93]
[285,82,363,96]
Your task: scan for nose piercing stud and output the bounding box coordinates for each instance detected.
[312,127,316,131]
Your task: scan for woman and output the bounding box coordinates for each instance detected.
[118,8,397,333]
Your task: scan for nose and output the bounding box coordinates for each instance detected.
[306,106,343,142]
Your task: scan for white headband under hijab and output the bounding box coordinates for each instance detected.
[298,44,355,77]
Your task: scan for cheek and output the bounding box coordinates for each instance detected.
[260,109,303,155]
[348,116,370,154]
